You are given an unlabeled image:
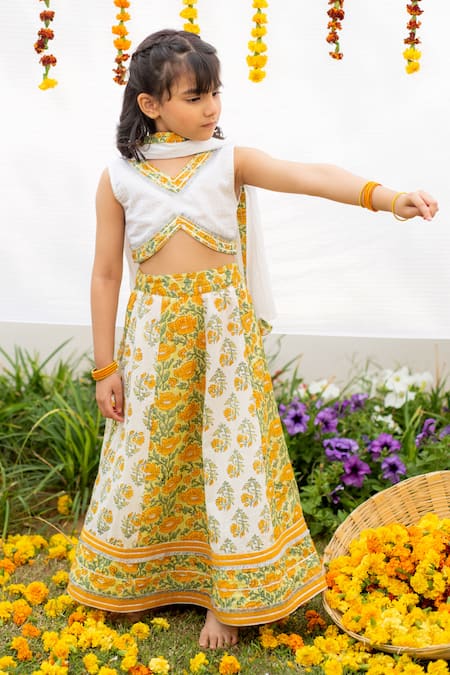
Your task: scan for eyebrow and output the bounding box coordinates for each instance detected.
[181,88,200,95]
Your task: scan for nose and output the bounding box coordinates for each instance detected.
[204,93,220,118]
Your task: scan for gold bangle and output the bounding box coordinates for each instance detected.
[391,192,408,221]
[359,181,381,211]
[91,360,119,381]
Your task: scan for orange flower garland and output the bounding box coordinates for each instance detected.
[34,0,57,90]
[112,0,131,85]
[326,0,345,60]
[247,0,268,83]
[180,0,200,35]
[403,1,423,74]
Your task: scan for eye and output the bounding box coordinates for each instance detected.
[187,96,201,102]
[212,90,221,97]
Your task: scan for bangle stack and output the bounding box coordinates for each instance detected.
[359,181,381,211]
[391,192,409,221]
[91,360,119,381]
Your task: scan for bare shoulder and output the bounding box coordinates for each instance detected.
[96,168,124,217]
[234,146,276,189]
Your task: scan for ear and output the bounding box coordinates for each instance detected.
[137,93,160,119]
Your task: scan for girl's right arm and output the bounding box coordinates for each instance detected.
[91,168,125,422]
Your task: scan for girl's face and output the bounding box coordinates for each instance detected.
[139,71,222,141]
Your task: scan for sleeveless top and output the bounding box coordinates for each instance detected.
[107,133,276,325]
[108,142,238,263]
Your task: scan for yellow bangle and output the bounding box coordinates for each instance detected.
[91,360,119,381]
[359,181,381,211]
[391,192,409,221]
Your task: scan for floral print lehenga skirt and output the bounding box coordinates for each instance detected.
[68,263,326,625]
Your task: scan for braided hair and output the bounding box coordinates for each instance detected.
[117,29,222,160]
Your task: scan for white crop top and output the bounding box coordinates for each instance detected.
[108,143,239,263]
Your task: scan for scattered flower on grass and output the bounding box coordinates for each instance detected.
[189,652,209,673]
[218,653,241,674]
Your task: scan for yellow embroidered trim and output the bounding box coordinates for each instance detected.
[132,217,237,263]
[130,151,212,192]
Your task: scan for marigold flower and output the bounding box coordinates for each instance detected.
[326,1,345,60]
[248,68,266,82]
[12,599,33,626]
[218,653,241,674]
[130,621,150,639]
[24,581,49,605]
[83,653,100,674]
[180,2,200,36]
[403,1,423,74]
[21,623,41,638]
[10,636,33,661]
[114,0,130,6]
[0,658,16,671]
[35,0,58,88]
[189,652,209,673]
[248,1,269,83]
[151,617,170,630]
[148,657,170,674]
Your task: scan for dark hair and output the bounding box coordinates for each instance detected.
[116,29,222,159]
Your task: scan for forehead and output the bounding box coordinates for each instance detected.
[170,71,198,96]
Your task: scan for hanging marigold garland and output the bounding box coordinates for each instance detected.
[247,0,269,82]
[112,0,131,85]
[180,0,200,35]
[34,0,57,90]
[403,1,423,74]
[326,0,345,60]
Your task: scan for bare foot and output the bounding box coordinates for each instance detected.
[199,610,239,649]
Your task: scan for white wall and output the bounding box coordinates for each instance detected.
[2,1,449,341]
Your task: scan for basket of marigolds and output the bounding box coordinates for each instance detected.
[323,471,450,660]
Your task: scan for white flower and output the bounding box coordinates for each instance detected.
[383,367,413,394]
[384,390,416,409]
[308,379,328,395]
[409,371,434,391]
[321,383,341,401]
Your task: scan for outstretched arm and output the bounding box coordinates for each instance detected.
[234,147,438,221]
[91,168,125,422]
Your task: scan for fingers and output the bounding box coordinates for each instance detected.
[96,375,125,422]
[409,190,439,221]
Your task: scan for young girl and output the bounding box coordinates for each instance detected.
[68,29,438,649]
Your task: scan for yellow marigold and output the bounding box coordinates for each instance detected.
[0,657,16,670]
[248,68,266,83]
[57,494,72,515]
[182,0,197,3]
[295,645,324,666]
[323,657,344,675]
[121,654,139,671]
[38,77,58,90]
[130,622,150,639]
[247,40,267,54]
[251,26,267,38]
[148,657,170,674]
[403,47,422,61]
[0,601,13,620]
[10,636,33,661]
[44,594,73,617]
[427,661,450,675]
[246,55,268,69]
[253,0,268,6]
[406,60,421,74]
[83,653,100,674]
[113,37,131,51]
[151,617,170,630]
[218,654,241,675]
[259,628,278,648]
[98,668,118,675]
[183,23,200,34]
[51,570,69,587]
[252,12,268,24]
[180,7,197,19]
[24,581,49,605]
[189,652,209,673]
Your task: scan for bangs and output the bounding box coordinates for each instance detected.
[185,50,221,93]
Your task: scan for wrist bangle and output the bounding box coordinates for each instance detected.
[359,181,382,211]
[91,360,119,381]
[391,192,408,221]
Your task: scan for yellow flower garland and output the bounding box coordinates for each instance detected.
[180,0,200,35]
[34,0,57,90]
[247,0,268,82]
[112,0,131,85]
[403,0,423,74]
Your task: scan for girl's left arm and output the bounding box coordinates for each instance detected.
[234,146,438,221]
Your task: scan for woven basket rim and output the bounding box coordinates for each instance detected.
[322,470,450,658]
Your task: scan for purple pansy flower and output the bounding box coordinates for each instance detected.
[314,407,339,434]
[368,433,401,460]
[279,399,310,436]
[341,455,371,488]
[439,424,450,439]
[323,437,359,462]
[333,399,352,417]
[381,455,407,484]
[329,484,345,505]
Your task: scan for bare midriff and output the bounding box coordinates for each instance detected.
[139,229,236,276]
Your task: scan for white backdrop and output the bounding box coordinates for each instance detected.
[2,1,450,338]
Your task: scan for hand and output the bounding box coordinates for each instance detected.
[95,372,124,422]
[394,190,439,222]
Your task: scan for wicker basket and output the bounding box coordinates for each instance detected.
[323,470,450,660]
